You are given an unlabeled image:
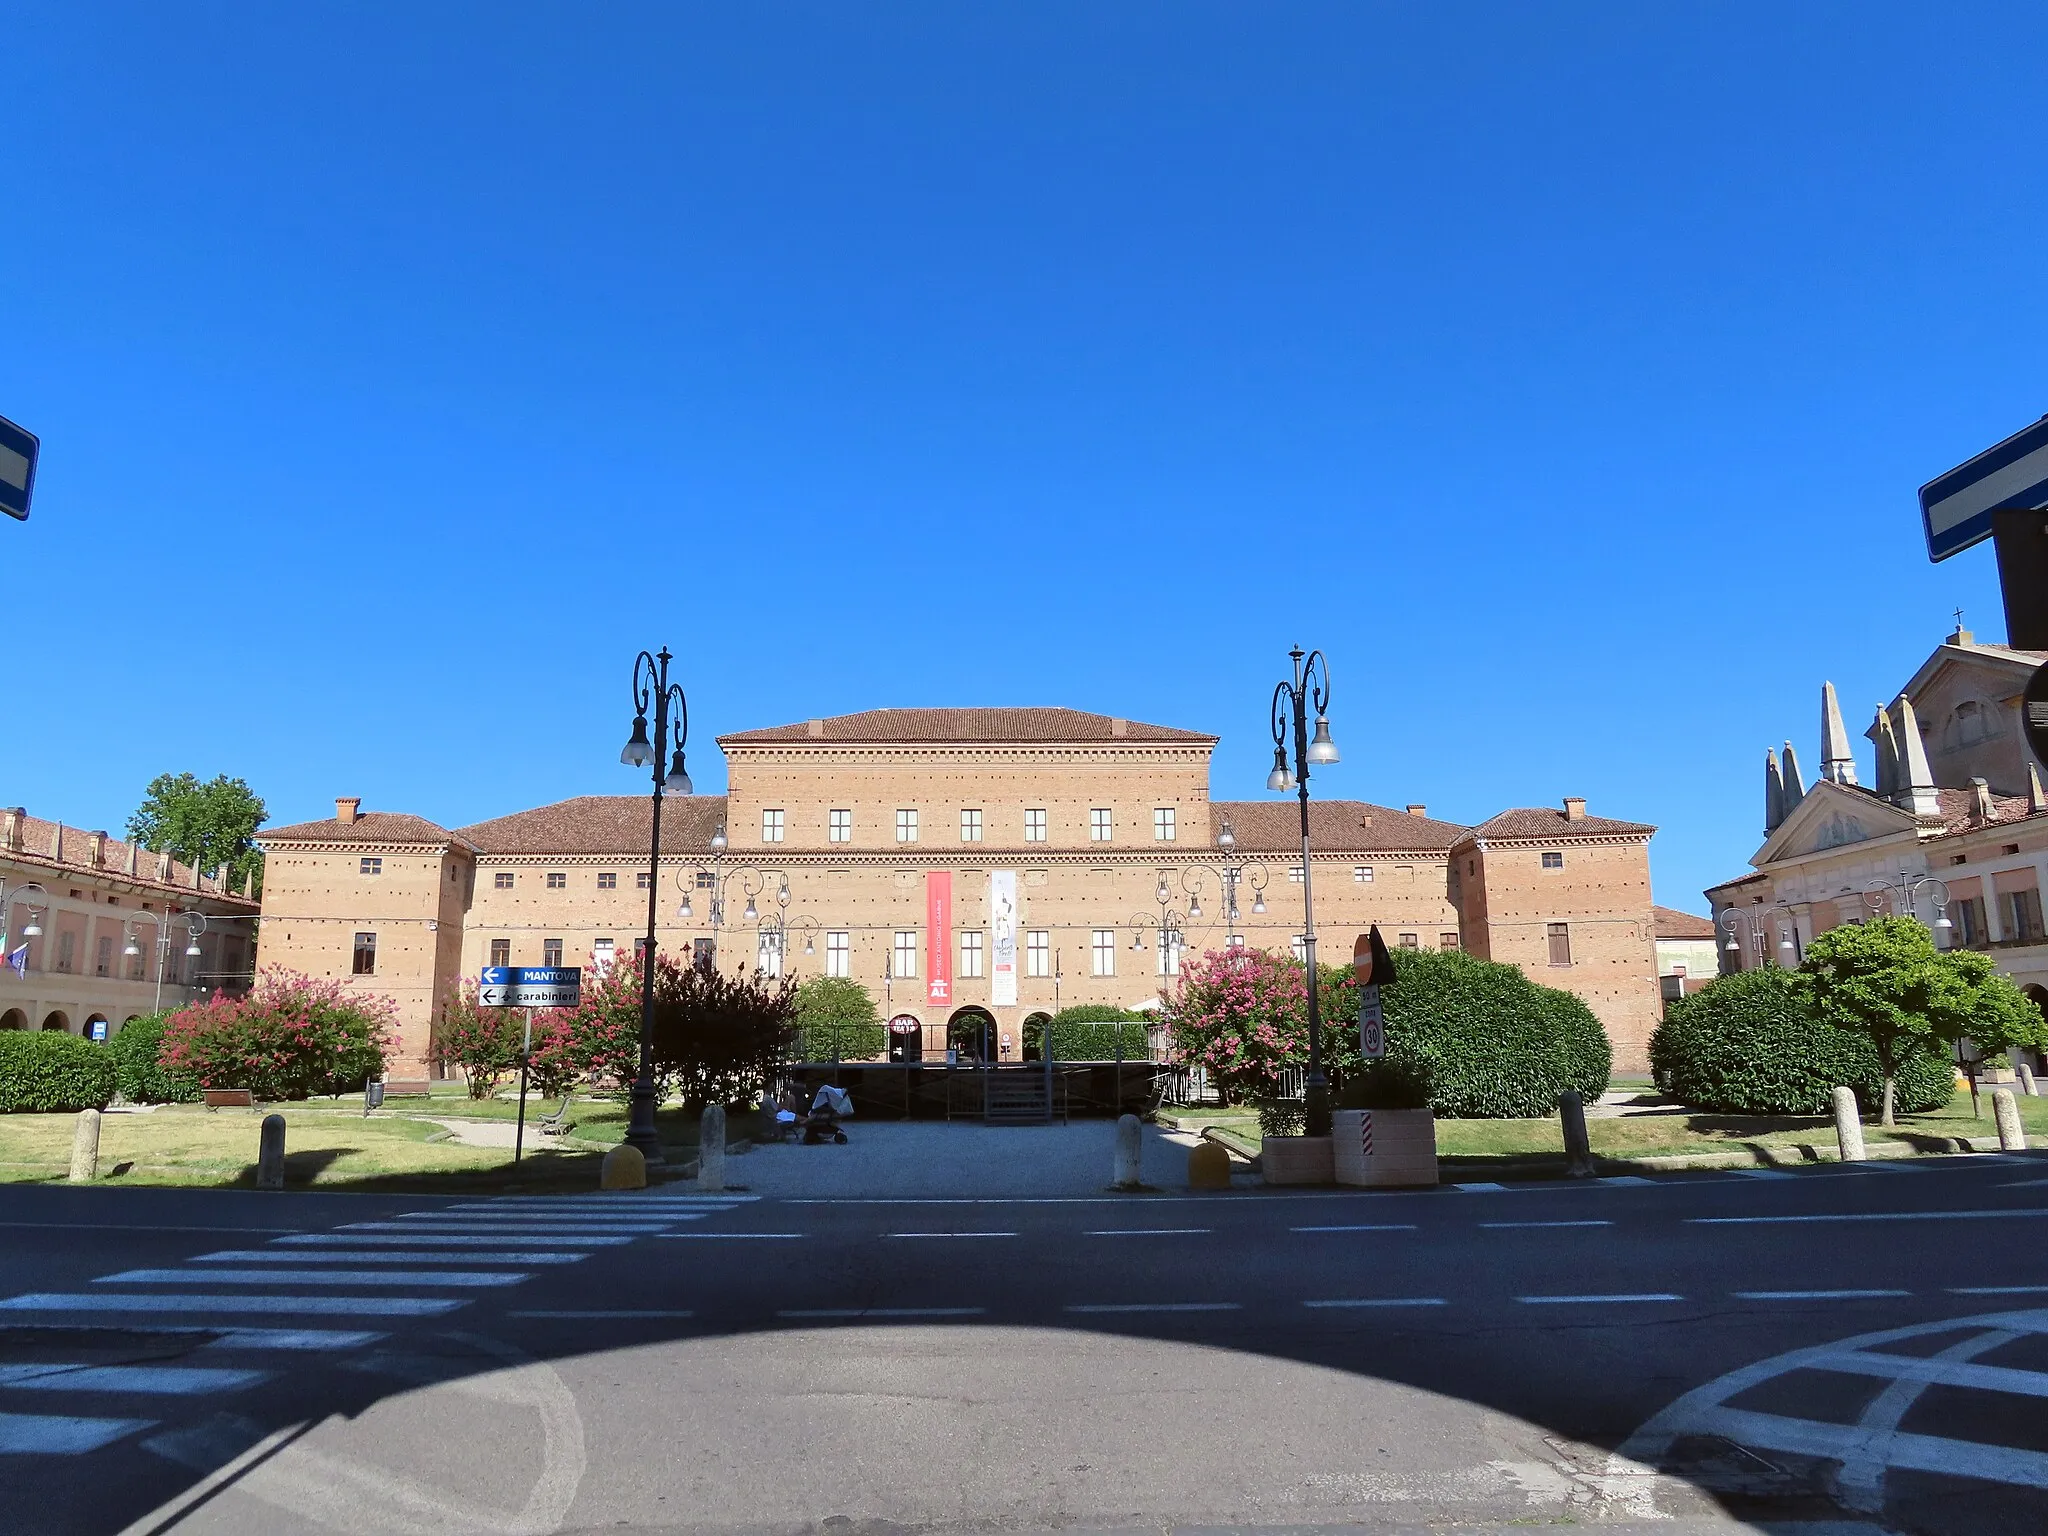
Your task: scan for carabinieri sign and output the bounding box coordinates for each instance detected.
[479,966,582,1009]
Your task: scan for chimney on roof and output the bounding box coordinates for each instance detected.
[1111,717,1128,738]
[87,830,106,868]
[806,719,824,738]
[2,808,21,852]
[1970,777,1996,826]
[1405,803,1427,818]
[50,823,63,861]
[2030,759,2048,815]
[1563,796,1587,821]
[124,842,138,876]
[335,797,361,825]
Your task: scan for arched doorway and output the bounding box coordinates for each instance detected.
[887,1013,923,1064]
[947,1006,1000,1063]
[1021,1011,1054,1061]
[0,1009,26,1031]
[41,1009,71,1033]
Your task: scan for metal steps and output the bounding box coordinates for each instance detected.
[983,1073,1051,1125]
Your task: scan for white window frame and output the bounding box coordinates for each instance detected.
[360,857,382,876]
[959,929,985,978]
[1090,808,1112,842]
[1091,928,1116,976]
[896,808,919,844]
[1156,929,1182,976]
[825,930,850,978]
[893,929,919,979]
[1024,808,1047,843]
[1153,807,1175,842]
[1290,935,1308,964]
[1353,865,1373,883]
[1288,865,1306,883]
[1025,929,1051,977]
[762,809,785,844]
[960,808,983,843]
[828,809,851,843]
[592,938,615,973]
[758,927,783,978]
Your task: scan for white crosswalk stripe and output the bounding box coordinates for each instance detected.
[274,1232,630,1247]
[97,1269,529,1289]
[195,1249,589,1266]
[0,1363,270,1396]
[0,1409,156,1454]
[0,1292,467,1316]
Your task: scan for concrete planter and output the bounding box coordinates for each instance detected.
[1260,1135,1334,1185]
[1333,1108,1439,1188]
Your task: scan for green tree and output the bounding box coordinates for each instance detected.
[1800,916,2048,1125]
[792,975,883,1061]
[127,773,267,893]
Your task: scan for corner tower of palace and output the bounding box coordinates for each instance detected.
[256,707,1664,1075]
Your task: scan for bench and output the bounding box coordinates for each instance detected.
[535,1097,575,1138]
[202,1088,254,1110]
[381,1079,434,1098]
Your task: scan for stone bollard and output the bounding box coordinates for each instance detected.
[1188,1139,1232,1190]
[697,1105,727,1192]
[2019,1062,2039,1098]
[1558,1090,1595,1178]
[1993,1089,2028,1152]
[1112,1113,1142,1189]
[600,1143,647,1190]
[68,1109,102,1183]
[256,1113,287,1191]
[1831,1086,1866,1163]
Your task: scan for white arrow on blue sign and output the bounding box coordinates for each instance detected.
[1919,414,2048,562]
[478,966,582,1009]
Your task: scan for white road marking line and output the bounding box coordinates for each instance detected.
[1806,1347,2048,1398]
[778,1307,987,1319]
[379,1213,684,1226]
[508,1309,697,1319]
[1734,1289,1912,1300]
[274,1233,630,1248]
[0,1323,384,1352]
[1063,1302,1241,1314]
[1516,1293,1684,1305]
[655,1232,804,1240]
[1084,1229,1211,1237]
[1692,1209,2048,1225]
[0,1409,154,1454]
[0,1363,269,1396]
[884,1232,1018,1239]
[0,1293,465,1317]
[1303,1297,1448,1309]
[342,1222,671,1234]
[193,1249,587,1266]
[1949,1285,2048,1295]
[1453,1182,1507,1192]
[1291,1224,1418,1233]
[0,1222,299,1234]
[1600,1176,1655,1186]
[96,1268,527,1288]
[1480,1220,1613,1229]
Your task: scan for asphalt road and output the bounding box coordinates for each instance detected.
[2,1153,2046,1535]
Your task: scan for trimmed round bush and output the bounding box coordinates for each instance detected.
[1347,948,1611,1118]
[104,1013,199,1104]
[1649,969,1954,1116]
[0,1030,118,1113]
[1029,1005,1149,1061]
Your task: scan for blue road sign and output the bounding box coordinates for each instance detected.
[0,415,38,523]
[479,966,582,1008]
[1919,414,2048,562]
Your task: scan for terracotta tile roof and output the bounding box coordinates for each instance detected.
[1930,786,2039,835]
[2,810,256,907]
[455,795,730,856]
[1209,800,1471,854]
[720,708,1216,746]
[1705,871,1769,892]
[1463,807,1656,841]
[1653,905,1718,939]
[261,811,465,847]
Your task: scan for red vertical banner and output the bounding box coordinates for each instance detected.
[926,870,953,1006]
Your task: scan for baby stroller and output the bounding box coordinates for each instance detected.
[802,1083,853,1144]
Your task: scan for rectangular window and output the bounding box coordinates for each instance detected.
[592,937,614,972]
[1157,930,1181,977]
[597,872,616,890]
[636,871,651,890]
[893,930,918,979]
[2008,888,2044,944]
[1399,932,1419,950]
[695,870,716,889]
[489,938,510,967]
[360,857,382,876]
[1026,930,1051,977]
[1290,935,1308,964]
[896,809,918,843]
[1541,851,1564,869]
[1024,808,1047,843]
[1547,922,1572,965]
[1440,931,1460,950]
[1091,928,1116,976]
[542,938,563,967]
[758,929,782,979]
[829,809,851,843]
[826,930,850,978]
[1288,865,1305,883]
[545,872,566,889]
[352,932,377,975]
[1954,896,1986,949]
[1354,865,1374,883]
[1090,808,1112,842]
[960,808,983,843]
[691,937,715,969]
[960,929,985,978]
[494,871,514,890]
[95,935,113,977]
[1153,807,1175,842]
[634,937,652,966]
[762,809,785,844]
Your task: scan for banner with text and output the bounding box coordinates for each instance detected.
[989,869,1018,1006]
[926,870,953,1005]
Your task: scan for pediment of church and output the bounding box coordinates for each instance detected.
[1756,781,1916,866]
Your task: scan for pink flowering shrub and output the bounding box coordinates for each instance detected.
[525,949,657,1098]
[431,981,526,1099]
[1162,947,1315,1103]
[158,967,397,1100]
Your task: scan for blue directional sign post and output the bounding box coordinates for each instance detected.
[0,415,39,523]
[478,966,581,1010]
[1920,415,2048,653]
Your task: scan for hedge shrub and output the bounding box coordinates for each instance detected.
[1341,948,1612,1118]
[1649,968,1954,1116]
[159,969,395,1100]
[792,975,885,1062]
[796,1021,888,1062]
[1028,1005,1150,1061]
[104,1013,199,1104]
[0,1030,118,1113]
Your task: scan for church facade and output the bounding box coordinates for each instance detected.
[255,707,1665,1075]
[1706,626,2048,1033]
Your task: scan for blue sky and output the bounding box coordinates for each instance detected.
[4,3,2044,913]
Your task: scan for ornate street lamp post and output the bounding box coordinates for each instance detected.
[0,881,50,960]
[619,646,694,1165]
[1864,872,1953,936]
[1268,645,1339,1137]
[1719,901,1803,970]
[122,909,206,1013]
[1179,819,1269,951]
